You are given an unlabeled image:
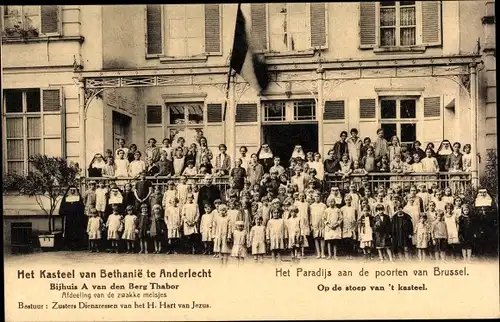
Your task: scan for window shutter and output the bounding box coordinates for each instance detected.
[40,6,60,34]
[204,4,221,53]
[251,4,267,51]
[324,100,344,120]
[41,89,61,112]
[359,2,376,48]
[236,103,258,123]
[146,5,163,55]
[359,99,376,119]
[207,104,222,123]
[423,97,441,118]
[421,1,442,46]
[147,105,162,124]
[310,3,327,48]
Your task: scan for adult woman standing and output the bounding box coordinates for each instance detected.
[59,186,86,250]
[145,138,161,165]
[197,175,222,215]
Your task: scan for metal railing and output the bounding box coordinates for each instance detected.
[324,172,472,193]
[80,175,231,195]
[79,172,472,196]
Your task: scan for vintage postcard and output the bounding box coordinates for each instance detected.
[2,2,498,321]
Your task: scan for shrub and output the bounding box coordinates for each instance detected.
[17,155,80,233]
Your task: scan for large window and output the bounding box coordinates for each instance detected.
[379,1,416,47]
[269,3,310,52]
[262,100,316,122]
[2,5,60,36]
[380,98,417,145]
[250,3,327,53]
[3,88,62,174]
[146,4,221,57]
[359,1,442,49]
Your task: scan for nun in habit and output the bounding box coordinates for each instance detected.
[257,143,274,174]
[59,185,86,250]
[290,145,306,163]
[436,140,453,172]
[88,153,106,177]
[474,188,497,257]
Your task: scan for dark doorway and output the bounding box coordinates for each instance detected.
[112,111,131,151]
[263,124,318,166]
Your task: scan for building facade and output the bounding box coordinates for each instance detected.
[1,2,496,244]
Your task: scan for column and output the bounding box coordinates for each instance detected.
[469,64,478,187]
[78,78,86,176]
[317,68,325,158]
[227,75,237,162]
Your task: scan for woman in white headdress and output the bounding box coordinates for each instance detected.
[290,145,306,162]
[436,139,452,171]
[474,188,497,257]
[257,143,274,173]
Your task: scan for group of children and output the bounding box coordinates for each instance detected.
[81,130,481,264]
[83,170,482,265]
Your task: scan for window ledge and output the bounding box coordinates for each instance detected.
[373,46,426,54]
[1,35,85,44]
[263,49,315,59]
[159,54,208,64]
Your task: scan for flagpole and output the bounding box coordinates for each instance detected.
[223,3,242,123]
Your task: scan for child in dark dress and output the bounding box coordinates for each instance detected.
[137,203,151,254]
[155,151,173,177]
[122,183,136,211]
[458,204,475,263]
[391,198,413,261]
[149,204,166,254]
[373,204,393,262]
[149,185,163,210]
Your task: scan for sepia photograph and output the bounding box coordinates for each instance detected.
[2,2,499,321]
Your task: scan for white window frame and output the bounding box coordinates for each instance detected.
[261,99,317,124]
[1,5,62,37]
[376,1,421,48]
[148,4,221,59]
[3,88,62,175]
[378,96,419,145]
[266,3,312,53]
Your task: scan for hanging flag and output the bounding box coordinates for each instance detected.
[229,4,269,95]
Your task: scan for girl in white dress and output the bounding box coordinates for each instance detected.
[444,202,460,260]
[291,167,306,193]
[421,148,440,189]
[128,151,146,178]
[341,195,358,260]
[403,196,421,245]
[294,192,310,257]
[176,176,190,207]
[164,197,182,254]
[162,181,178,209]
[122,205,138,253]
[310,192,326,259]
[115,139,129,159]
[426,201,438,223]
[106,205,123,253]
[357,204,373,261]
[442,187,455,205]
[86,208,103,252]
[266,206,287,263]
[182,160,198,176]
[231,221,248,265]
[173,147,186,176]
[248,216,266,262]
[182,193,200,254]
[115,149,130,178]
[227,201,242,233]
[212,204,231,266]
[95,181,108,217]
[286,206,302,260]
[462,144,472,172]
[324,199,343,260]
[161,138,174,161]
[200,203,214,255]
